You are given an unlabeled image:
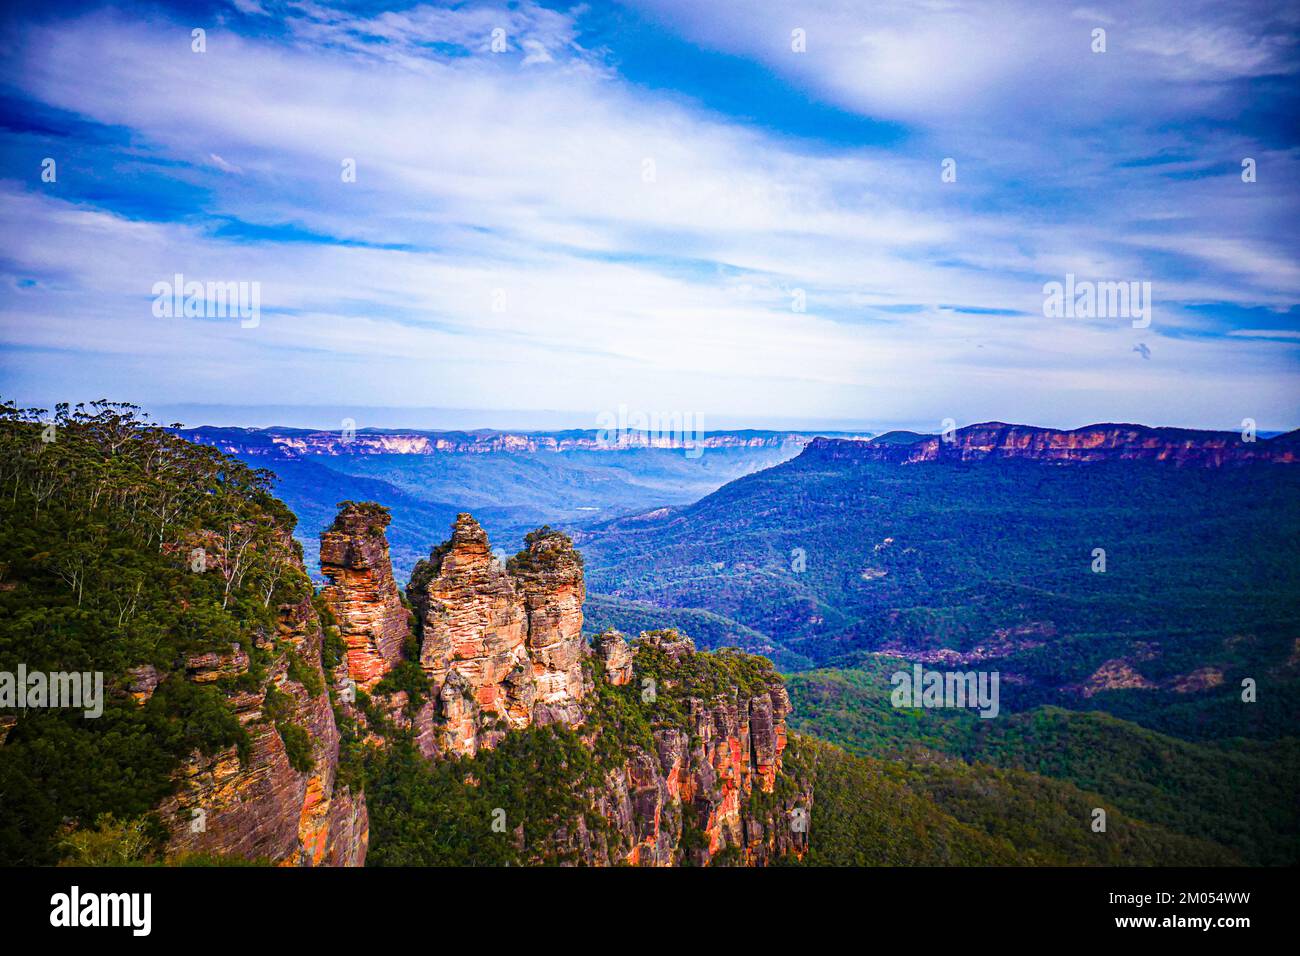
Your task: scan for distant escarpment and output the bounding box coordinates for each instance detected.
[322,504,809,865]
[182,426,869,458]
[805,422,1298,467]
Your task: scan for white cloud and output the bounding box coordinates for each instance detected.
[0,1,1296,428]
[626,0,1299,124]
[208,153,243,174]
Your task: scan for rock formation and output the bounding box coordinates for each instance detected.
[318,502,437,757]
[1074,658,1158,698]
[406,515,590,757]
[183,502,810,867]
[586,630,807,866]
[319,502,409,690]
[510,528,589,728]
[806,421,1299,467]
[158,585,367,866]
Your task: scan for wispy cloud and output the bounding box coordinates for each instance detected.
[0,0,1296,429]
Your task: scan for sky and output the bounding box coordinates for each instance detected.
[0,0,1297,432]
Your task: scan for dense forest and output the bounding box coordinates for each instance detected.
[1,400,1291,866]
[576,449,1300,731]
[787,659,1299,865]
[0,400,312,864]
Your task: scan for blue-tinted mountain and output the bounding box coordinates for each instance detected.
[572,422,1300,739]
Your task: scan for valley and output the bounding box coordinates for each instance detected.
[197,421,1299,742]
[181,425,851,578]
[2,404,1295,867]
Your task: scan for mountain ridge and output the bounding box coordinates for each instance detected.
[180,426,874,458]
[807,420,1298,467]
[574,423,1300,703]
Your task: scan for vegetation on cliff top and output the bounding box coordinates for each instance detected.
[0,400,316,865]
[329,500,392,533]
[364,634,789,866]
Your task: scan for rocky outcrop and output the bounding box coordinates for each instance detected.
[510,529,589,728]
[319,502,409,690]
[126,664,160,704]
[181,427,869,459]
[1166,666,1225,694]
[582,631,807,867]
[318,502,438,757]
[596,629,634,686]
[158,590,367,866]
[184,644,251,684]
[805,422,1299,467]
[1073,658,1158,698]
[406,516,589,757]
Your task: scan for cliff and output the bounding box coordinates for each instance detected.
[0,404,374,867]
[804,421,1299,467]
[586,630,808,866]
[181,426,869,458]
[156,549,368,866]
[317,503,809,865]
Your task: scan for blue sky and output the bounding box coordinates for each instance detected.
[0,0,1297,430]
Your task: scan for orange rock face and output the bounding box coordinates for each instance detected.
[585,631,808,867]
[320,503,409,690]
[319,502,439,757]
[158,594,367,866]
[807,421,1299,467]
[407,515,590,757]
[513,530,589,727]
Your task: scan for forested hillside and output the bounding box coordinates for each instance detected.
[788,660,1299,865]
[0,400,330,864]
[2,403,1290,867]
[574,440,1300,739]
